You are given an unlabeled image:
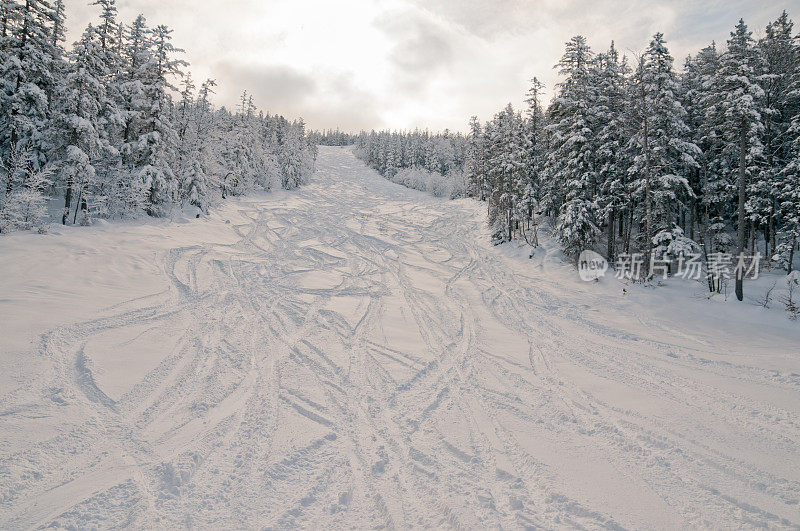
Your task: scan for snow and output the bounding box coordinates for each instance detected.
[1,146,799,528]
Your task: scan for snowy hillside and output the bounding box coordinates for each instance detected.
[1,146,798,528]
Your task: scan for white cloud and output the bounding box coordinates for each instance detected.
[64,0,798,132]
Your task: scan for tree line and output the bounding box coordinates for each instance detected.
[351,129,469,198]
[308,129,356,146]
[0,0,316,232]
[354,129,466,178]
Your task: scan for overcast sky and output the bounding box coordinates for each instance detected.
[65,0,798,133]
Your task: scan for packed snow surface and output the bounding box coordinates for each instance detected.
[1,146,799,528]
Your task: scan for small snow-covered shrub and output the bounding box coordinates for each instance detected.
[447,169,469,199]
[391,167,467,199]
[0,188,49,233]
[784,271,800,320]
[393,168,430,193]
[557,199,600,258]
[0,162,52,233]
[105,169,150,219]
[653,225,700,259]
[772,237,796,272]
[426,171,449,197]
[490,217,510,245]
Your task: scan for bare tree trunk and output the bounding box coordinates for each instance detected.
[72,185,83,225]
[607,209,615,261]
[625,207,634,254]
[767,199,775,262]
[643,115,653,277]
[699,190,714,293]
[735,124,746,302]
[62,176,73,225]
[771,214,777,261]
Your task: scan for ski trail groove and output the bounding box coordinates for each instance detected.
[1,146,798,529]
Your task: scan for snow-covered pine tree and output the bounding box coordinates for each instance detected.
[486,103,528,243]
[779,120,800,271]
[115,14,152,214]
[0,0,56,181]
[776,17,800,272]
[593,43,630,260]
[757,12,798,260]
[53,24,114,224]
[522,77,546,230]
[139,23,185,215]
[628,33,699,274]
[545,36,601,257]
[705,20,765,300]
[465,116,487,200]
[174,72,209,212]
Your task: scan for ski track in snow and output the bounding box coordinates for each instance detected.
[1,146,799,529]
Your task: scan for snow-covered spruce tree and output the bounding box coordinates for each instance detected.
[92,0,118,56]
[593,43,630,261]
[52,24,115,224]
[0,151,51,233]
[777,19,800,272]
[522,77,546,233]
[628,33,699,274]
[138,23,186,216]
[46,0,67,113]
[115,14,152,214]
[222,91,257,195]
[174,73,211,212]
[683,41,739,271]
[704,20,765,300]
[465,116,488,200]
[779,127,800,272]
[486,103,528,243]
[681,45,713,237]
[278,115,305,190]
[0,0,58,182]
[680,43,725,291]
[545,36,601,257]
[757,12,798,261]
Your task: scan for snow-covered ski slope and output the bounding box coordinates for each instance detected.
[1,146,799,529]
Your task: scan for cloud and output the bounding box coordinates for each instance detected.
[211,62,383,130]
[375,8,455,95]
[212,62,317,112]
[63,0,797,133]
[409,0,533,39]
[307,72,384,131]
